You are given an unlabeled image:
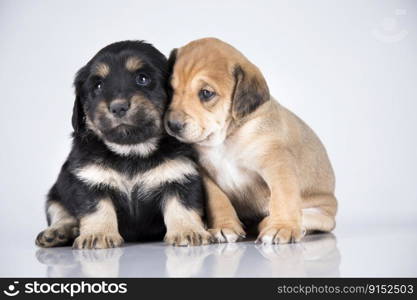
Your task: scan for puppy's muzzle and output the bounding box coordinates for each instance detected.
[166,120,185,134]
[109,99,130,118]
[165,110,186,136]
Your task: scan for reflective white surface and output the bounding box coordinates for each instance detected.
[33,234,340,278]
[2,224,416,277]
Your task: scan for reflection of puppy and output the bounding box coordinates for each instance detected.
[255,233,340,277]
[36,248,124,277]
[36,248,78,277]
[165,246,212,277]
[166,38,337,244]
[165,243,246,277]
[36,41,211,249]
[73,249,124,277]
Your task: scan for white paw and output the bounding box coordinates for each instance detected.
[164,229,213,246]
[73,232,123,249]
[209,226,246,243]
[256,225,305,244]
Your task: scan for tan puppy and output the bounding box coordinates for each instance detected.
[165,38,337,244]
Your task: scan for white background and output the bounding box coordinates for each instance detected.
[0,0,416,276]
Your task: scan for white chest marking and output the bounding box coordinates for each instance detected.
[104,138,159,157]
[202,146,252,193]
[74,158,198,198]
[201,145,271,218]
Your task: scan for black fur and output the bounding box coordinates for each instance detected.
[167,48,177,76]
[232,65,270,119]
[166,48,178,102]
[44,41,205,243]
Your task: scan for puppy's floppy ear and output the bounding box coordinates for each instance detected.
[72,66,88,133]
[231,63,270,120]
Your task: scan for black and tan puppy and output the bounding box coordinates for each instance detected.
[36,41,211,249]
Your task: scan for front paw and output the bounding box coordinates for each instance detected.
[36,224,79,248]
[164,229,213,246]
[72,232,123,249]
[209,223,246,243]
[256,223,304,244]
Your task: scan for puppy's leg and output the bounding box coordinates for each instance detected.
[302,194,337,233]
[204,175,245,243]
[163,195,212,246]
[36,201,79,248]
[73,198,123,249]
[256,150,304,244]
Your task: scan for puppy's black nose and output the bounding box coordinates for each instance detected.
[167,120,185,134]
[109,100,130,118]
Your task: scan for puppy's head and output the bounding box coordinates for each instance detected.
[165,38,269,146]
[72,41,168,147]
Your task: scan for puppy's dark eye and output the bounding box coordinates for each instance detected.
[136,73,151,86]
[199,89,216,101]
[94,81,103,94]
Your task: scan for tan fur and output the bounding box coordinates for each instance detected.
[140,158,198,191]
[92,95,161,130]
[93,62,110,78]
[203,175,246,242]
[47,201,76,225]
[74,157,197,196]
[166,38,337,244]
[104,138,160,157]
[85,109,160,157]
[86,94,163,157]
[73,199,124,249]
[125,56,143,72]
[163,195,212,246]
[36,202,79,248]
